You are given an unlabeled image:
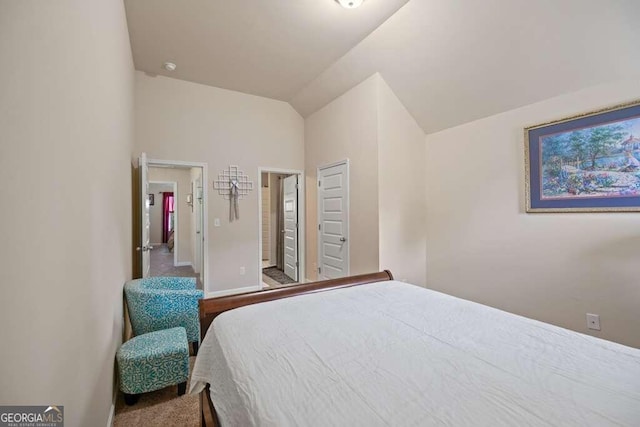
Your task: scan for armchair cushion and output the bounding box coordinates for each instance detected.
[125,277,203,343]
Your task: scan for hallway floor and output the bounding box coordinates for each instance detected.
[150,244,201,289]
[261,260,298,289]
[262,273,280,288]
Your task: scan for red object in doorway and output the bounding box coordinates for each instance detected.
[162,192,174,243]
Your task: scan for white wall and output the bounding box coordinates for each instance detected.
[305,75,380,280]
[377,78,427,286]
[425,78,640,348]
[149,182,174,245]
[135,72,304,294]
[0,1,134,425]
[148,167,193,266]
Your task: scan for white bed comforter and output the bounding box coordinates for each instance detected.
[190,281,640,426]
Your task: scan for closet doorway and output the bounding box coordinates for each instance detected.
[258,168,305,289]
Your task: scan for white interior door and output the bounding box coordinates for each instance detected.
[317,161,349,280]
[283,175,298,281]
[138,153,152,277]
[194,176,203,282]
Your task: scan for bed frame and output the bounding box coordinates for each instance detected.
[198,270,394,427]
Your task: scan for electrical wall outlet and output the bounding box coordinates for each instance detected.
[586,313,601,331]
[214,218,221,227]
[239,266,245,275]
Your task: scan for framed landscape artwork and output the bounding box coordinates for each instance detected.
[525,100,640,212]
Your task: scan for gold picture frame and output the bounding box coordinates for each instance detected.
[524,99,640,213]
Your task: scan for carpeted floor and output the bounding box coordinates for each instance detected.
[117,246,201,425]
[114,357,199,427]
[150,244,201,289]
[262,266,297,285]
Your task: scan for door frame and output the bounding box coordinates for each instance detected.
[257,167,306,286]
[148,180,178,267]
[192,175,204,282]
[317,159,350,279]
[147,157,209,294]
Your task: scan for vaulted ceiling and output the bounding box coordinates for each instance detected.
[125,0,640,133]
[124,0,409,101]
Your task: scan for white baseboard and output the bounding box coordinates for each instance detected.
[175,261,193,267]
[106,403,115,427]
[108,373,118,427]
[206,285,262,298]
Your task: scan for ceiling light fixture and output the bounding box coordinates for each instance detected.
[163,62,177,72]
[335,0,364,9]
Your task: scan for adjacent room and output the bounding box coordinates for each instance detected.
[260,171,301,288]
[2,0,640,426]
[145,165,205,286]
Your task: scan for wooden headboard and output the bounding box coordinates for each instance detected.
[199,270,394,341]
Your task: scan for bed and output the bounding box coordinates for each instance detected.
[191,271,640,426]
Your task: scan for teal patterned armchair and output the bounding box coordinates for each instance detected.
[124,277,204,352]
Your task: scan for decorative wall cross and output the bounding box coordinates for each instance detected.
[212,165,254,221]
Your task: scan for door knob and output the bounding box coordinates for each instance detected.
[339,237,346,242]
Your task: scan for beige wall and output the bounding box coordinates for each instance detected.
[304,74,427,283]
[377,78,427,286]
[135,72,304,294]
[149,182,174,245]
[0,1,134,426]
[148,167,193,266]
[424,78,640,348]
[305,75,380,280]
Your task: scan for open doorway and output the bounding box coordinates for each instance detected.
[258,168,305,289]
[148,180,178,272]
[142,159,207,291]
